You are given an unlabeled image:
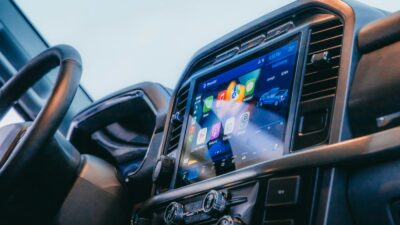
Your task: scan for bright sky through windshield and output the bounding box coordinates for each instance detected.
[15,0,400,99]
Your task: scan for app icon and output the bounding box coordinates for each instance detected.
[224,117,235,135]
[258,88,288,108]
[244,78,257,96]
[203,96,213,113]
[188,134,194,143]
[239,69,261,97]
[210,123,221,140]
[216,90,227,108]
[226,81,245,102]
[232,84,245,101]
[239,112,250,130]
[189,125,195,134]
[196,128,207,145]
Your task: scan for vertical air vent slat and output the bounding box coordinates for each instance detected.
[165,85,189,154]
[300,19,344,102]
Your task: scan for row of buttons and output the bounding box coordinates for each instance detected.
[213,21,295,65]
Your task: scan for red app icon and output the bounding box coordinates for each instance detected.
[216,90,227,108]
[189,125,195,134]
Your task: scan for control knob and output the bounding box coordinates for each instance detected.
[164,202,184,225]
[152,155,175,188]
[202,190,227,217]
[217,215,245,225]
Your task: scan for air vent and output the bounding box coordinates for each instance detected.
[292,18,344,151]
[165,85,190,154]
[301,19,344,102]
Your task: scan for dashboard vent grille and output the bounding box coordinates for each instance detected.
[301,19,343,102]
[165,85,189,154]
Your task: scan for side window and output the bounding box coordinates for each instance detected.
[0,108,24,127]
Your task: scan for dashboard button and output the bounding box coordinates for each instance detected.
[298,110,327,135]
[266,176,300,206]
[239,34,266,53]
[213,47,240,65]
[267,21,294,40]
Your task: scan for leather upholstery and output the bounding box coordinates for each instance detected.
[358,11,400,53]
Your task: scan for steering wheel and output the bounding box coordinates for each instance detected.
[0,45,82,211]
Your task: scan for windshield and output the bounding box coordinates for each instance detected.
[15,0,400,99]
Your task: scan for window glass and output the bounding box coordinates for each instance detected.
[0,108,24,127]
[15,0,294,99]
[14,0,400,99]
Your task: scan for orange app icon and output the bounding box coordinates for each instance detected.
[189,125,195,134]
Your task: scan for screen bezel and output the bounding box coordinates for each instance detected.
[172,32,307,189]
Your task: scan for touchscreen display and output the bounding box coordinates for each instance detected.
[178,37,300,186]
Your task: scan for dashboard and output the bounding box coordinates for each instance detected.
[66,0,400,225]
[149,5,346,222]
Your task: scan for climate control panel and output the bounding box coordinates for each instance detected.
[155,170,318,225]
[160,181,261,225]
[164,190,228,225]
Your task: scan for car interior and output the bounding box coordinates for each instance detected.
[0,0,400,225]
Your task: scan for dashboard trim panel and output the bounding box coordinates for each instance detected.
[143,125,400,211]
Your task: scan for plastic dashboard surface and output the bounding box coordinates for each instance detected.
[143,0,399,223]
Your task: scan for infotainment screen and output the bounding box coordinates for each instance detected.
[178,36,300,186]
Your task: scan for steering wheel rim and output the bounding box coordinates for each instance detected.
[0,45,82,194]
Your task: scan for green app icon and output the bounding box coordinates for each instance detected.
[239,69,261,97]
[203,96,213,113]
[245,78,257,96]
[188,134,193,143]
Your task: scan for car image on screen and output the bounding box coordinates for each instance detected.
[258,88,288,107]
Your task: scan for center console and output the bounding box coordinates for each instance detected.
[142,1,392,225]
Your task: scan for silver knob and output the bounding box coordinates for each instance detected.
[217,215,245,225]
[202,190,227,217]
[164,202,184,225]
